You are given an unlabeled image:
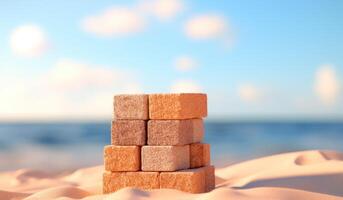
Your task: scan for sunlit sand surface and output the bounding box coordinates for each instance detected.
[1,150,343,200]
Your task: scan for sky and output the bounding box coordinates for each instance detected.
[0,0,342,121]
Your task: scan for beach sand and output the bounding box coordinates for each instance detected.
[1,150,343,200]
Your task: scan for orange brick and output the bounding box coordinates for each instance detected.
[190,143,210,168]
[111,120,146,145]
[114,94,148,120]
[192,119,204,142]
[148,119,204,145]
[149,93,207,119]
[204,165,215,192]
[141,146,190,171]
[160,167,206,193]
[103,171,159,193]
[104,145,140,172]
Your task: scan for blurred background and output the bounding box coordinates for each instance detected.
[0,0,342,171]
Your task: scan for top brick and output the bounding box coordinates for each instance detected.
[149,93,207,119]
[114,94,148,120]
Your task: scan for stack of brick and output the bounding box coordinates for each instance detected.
[103,93,215,194]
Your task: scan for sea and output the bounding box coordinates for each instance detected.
[0,121,342,171]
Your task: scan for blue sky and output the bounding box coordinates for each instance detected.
[0,0,342,121]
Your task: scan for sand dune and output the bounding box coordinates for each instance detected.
[1,150,342,200]
[23,186,90,200]
[0,190,28,200]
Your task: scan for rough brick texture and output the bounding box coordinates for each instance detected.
[204,165,215,192]
[111,120,146,146]
[160,167,206,193]
[114,94,148,120]
[148,119,204,145]
[103,171,159,193]
[104,145,140,172]
[141,145,190,171]
[190,143,210,168]
[149,93,207,119]
[192,119,204,142]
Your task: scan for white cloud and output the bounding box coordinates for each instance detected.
[48,59,133,92]
[170,79,202,93]
[47,59,142,99]
[10,24,49,57]
[140,0,184,21]
[315,65,340,105]
[82,7,146,37]
[82,0,185,37]
[174,56,197,72]
[0,59,142,120]
[184,14,228,40]
[237,84,261,103]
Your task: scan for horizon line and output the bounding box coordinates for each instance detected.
[0,116,342,123]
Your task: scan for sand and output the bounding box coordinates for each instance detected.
[1,150,343,200]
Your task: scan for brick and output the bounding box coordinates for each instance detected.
[148,119,204,145]
[103,171,159,193]
[104,145,140,172]
[190,143,210,168]
[141,146,190,171]
[160,167,206,193]
[149,93,207,119]
[192,119,204,142]
[114,94,148,120]
[111,120,146,146]
[204,165,215,192]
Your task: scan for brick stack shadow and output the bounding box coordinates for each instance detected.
[103,93,215,193]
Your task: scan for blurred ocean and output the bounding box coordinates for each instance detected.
[0,121,342,171]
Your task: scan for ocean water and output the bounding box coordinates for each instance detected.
[0,121,342,171]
